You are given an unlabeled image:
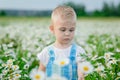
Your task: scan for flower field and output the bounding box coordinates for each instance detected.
[0,17,120,80]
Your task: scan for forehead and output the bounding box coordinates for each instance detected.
[55,18,76,28]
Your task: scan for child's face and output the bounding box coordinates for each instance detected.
[51,18,76,45]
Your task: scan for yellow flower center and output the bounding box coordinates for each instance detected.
[60,61,65,65]
[105,54,110,59]
[83,66,89,71]
[35,74,41,80]
[16,74,19,76]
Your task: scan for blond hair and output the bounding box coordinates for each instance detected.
[51,6,77,24]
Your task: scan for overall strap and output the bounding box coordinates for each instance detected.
[46,46,55,77]
[69,44,78,80]
[70,44,77,61]
[48,47,55,61]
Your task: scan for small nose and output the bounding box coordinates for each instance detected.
[65,31,70,36]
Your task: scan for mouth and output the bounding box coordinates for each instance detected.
[64,38,70,41]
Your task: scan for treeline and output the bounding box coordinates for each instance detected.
[63,1,120,17]
[0,10,52,17]
[0,2,120,17]
[0,10,6,16]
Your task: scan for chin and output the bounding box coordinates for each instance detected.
[63,41,71,44]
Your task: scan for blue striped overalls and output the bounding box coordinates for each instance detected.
[46,44,78,80]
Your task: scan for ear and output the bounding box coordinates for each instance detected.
[49,25,54,34]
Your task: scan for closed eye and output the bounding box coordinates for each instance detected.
[59,28,66,32]
[61,29,65,32]
[69,28,75,32]
[69,29,74,32]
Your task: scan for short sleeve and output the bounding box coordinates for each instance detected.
[76,45,86,62]
[37,47,49,67]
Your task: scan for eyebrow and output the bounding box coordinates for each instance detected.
[59,27,75,29]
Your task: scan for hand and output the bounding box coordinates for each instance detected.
[78,76,84,80]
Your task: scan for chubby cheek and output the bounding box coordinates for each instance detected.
[69,34,74,41]
[55,33,64,41]
[71,34,74,39]
[55,32,63,39]
[69,31,74,37]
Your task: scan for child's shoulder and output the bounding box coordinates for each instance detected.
[41,44,53,52]
[37,44,53,59]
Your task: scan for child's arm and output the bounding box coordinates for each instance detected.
[39,62,46,72]
[77,63,84,80]
[77,70,84,80]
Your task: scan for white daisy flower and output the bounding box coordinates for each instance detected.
[7,42,14,48]
[54,58,69,67]
[117,72,120,76]
[108,58,117,64]
[7,59,15,65]
[12,65,19,70]
[13,73,21,79]
[95,65,105,72]
[29,68,45,80]
[78,61,94,74]
[116,48,120,52]
[100,73,106,78]
[104,52,114,60]
[2,70,8,74]
[2,63,7,67]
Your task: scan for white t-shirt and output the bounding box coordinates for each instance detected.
[37,44,85,67]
